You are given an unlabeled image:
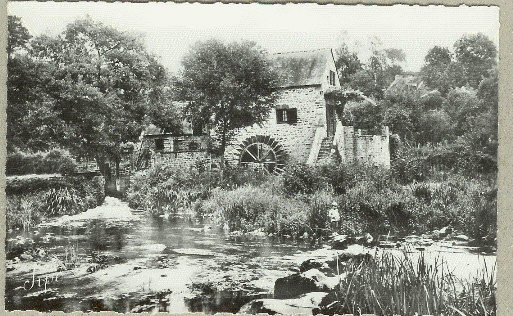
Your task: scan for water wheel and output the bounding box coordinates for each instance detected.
[237,135,287,174]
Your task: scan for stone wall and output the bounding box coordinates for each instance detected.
[150,151,212,170]
[335,124,390,168]
[144,135,209,153]
[225,86,326,165]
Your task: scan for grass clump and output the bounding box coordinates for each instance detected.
[6,175,105,230]
[338,252,496,316]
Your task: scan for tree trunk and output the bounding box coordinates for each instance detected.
[115,157,120,178]
[95,154,111,181]
[220,119,228,170]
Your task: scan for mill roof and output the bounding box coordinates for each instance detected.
[270,48,334,88]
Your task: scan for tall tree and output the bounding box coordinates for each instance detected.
[175,39,278,166]
[7,15,31,59]
[453,33,497,89]
[349,37,405,99]
[8,17,177,178]
[420,46,453,94]
[7,16,39,151]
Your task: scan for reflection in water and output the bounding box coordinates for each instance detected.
[5,197,496,313]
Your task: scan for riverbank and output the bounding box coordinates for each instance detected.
[127,161,497,248]
[6,173,105,230]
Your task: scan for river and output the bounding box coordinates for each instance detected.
[5,197,496,313]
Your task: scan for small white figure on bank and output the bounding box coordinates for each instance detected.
[328,201,340,231]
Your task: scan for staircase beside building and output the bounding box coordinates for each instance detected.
[316,136,334,165]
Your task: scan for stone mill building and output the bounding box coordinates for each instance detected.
[137,48,390,172]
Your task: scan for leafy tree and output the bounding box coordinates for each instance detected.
[441,87,484,137]
[420,46,453,94]
[175,39,278,166]
[8,17,177,178]
[8,15,31,58]
[349,38,405,99]
[383,103,414,143]
[349,69,382,99]
[7,16,40,152]
[417,110,454,144]
[419,90,445,111]
[342,100,383,133]
[477,68,498,118]
[454,33,497,89]
[461,67,499,161]
[335,43,362,86]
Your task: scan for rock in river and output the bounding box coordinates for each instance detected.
[238,292,331,315]
[432,226,452,240]
[454,234,470,242]
[274,269,340,299]
[139,244,167,253]
[299,259,336,276]
[332,233,374,250]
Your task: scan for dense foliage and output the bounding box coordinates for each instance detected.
[6,148,77,176]
[128,158,496,244]
[7,16,181,178]
[127,160,270,214]
[174,39,278,161]
[334,34,497,170]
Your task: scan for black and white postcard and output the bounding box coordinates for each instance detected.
[4,2,504,314]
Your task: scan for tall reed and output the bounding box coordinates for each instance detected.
[338,251,496,315]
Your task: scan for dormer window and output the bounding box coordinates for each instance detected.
[276,108,297,124]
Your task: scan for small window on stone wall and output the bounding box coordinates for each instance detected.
[155,139,165,151]
[276,108,298,124]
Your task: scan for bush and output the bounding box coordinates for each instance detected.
[282,163,321,195]
[307,190,333,236]
[406,176,497,242]
[392,155,430,184]
[317,163,357,195]
[6,193,45,230]
[75,175,106,209]
[6,149,77,176]
[43,187,84,216]
[127,159,271,214]
[461,187,497,243]
[6,175,105,229]
[201,185,310,237]
[392,144,497,184]
[338,179,414,236]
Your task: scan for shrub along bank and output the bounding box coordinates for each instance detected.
[127,156,497,245]
[6,149,78,176]
[6,174,105,230]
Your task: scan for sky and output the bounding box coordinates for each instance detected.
[8,2,499,75]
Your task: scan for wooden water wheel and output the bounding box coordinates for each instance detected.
[238,135,287,174]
